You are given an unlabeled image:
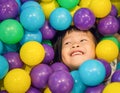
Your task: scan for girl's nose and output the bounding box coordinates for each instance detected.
[72,42,80,48]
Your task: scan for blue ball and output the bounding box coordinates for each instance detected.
[49,7,72,31]
[117,62,120,70]
[70,70,87,93]
[20,1,42,12]
[0,41,3,54]
[78,59,106,86]
[0,55,9,79]
[20,7,45,31]
[20,30,42,45]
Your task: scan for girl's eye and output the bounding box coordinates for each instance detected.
[64,42,71,45]
[80,39,87,42]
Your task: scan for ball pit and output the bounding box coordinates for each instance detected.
[0,0,120,93]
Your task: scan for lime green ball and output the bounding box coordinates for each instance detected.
[57,0,80,10]
[101,36,120,50]
[41,40,52,46]
[0,19,24,44]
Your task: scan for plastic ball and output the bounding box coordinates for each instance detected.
[98,15,119,36]
[42,44,54,64]
[70,70,87,93]
[89,0,111,18]
[0,41,3,54]
[0,55,9,79]
[40,0,59,19]
[109,4,118,16]
[101,35,120,50]
[78,59,106,86]
[0,90,8,93]
[96,40,119,62]
[20,7,45,31]
[51,62,69,72]
[103,82,120,93]
[85,84,105,93]
[20,30,42,45]
[3,52,24,70]
[48,70,74,93]
[20,41,45,66]
[21,1,42,12]
[0,0,19,21]
[30,64,53,89]
[49,7,72,31]
[98,59,111,79]
[40,0,53,3]
[111,70,120,82]
[57,0,79,10]
[0,19,24,44]
[4,68,31,93]
[40,20,56,40]
[79,0,91,8]
[117,62,120,70]
[44,87,51,93]
[41,40,52,46]
[26,86,41,93]
[73,8,95,30]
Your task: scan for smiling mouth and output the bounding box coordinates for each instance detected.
[70,51,84,56]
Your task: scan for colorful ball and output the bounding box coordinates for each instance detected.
[20,30,42,45]
[0,19,24,44]
[98,15,119,36]
[96,40,119,62]
[0,41,3,54]
[20,41,45,66]
[0,55,9,79]
[48,70,74,93]
[103,82,120,93]
[4,68,31,93]
[85,84,105,93]
[0,0,19,21]
[73,8,95,30]
[44,87,51,93]
[30,64,53,89]
[70,70,87,93]
[42,44,54,64]
[26,86,41,93]
[89,0,112,18]
[57,0,79,10]
[49,7,72,31]
[109,4,118,16]
[78,59,106,86]
[3,52,24,70]
[20,7,45,31]
[40,0,59,19]
[40,20,56,40]
[111,70,120,82]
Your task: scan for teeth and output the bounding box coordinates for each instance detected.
[71,51,83,56]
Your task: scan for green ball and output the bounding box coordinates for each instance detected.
[41,40,52,46]
[101,36,120,50]
[57,0,80,10]
[0,19,24,44]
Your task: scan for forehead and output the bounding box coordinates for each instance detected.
[63,30,95,40]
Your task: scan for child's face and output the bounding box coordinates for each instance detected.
[61,31,96,70]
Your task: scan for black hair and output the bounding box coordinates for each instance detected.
[51,26,103,63]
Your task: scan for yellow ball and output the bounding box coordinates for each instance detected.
[96,40,119,62]
[44,87,52,93]
[40,0,53,3]
[89,0,112,18]
[4,69,31,93]
[79,0,92,8]
[20,41,45,66]
[24,65,33,74]
[103,82,120,93]
[40,0,59,19]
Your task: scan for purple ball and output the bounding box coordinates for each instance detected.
[98,59,112,79]
[85,84,105,93]
[98,15,119,36]
[111,70,120,82]
[30,64,53,89]
[117,16,120,34]
[26,86,41,93]
[0,0,19,21]
[3,52,24,70]
[0,90,8,93]
[51,62,69,72]
[42,44,54,64]
[109,4,118,17]
[48,70,74,93]
[73,8,95,30]
[40,20,56,40]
